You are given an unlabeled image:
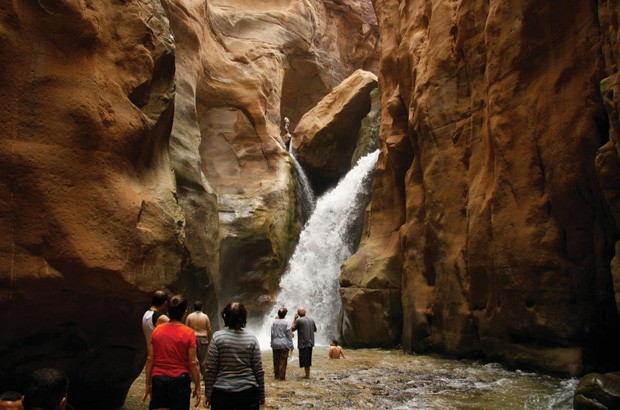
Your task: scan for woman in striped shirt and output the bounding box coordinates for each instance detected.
[204,302,265,409]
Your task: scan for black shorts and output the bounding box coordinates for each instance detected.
[211,386,260,410]
[150,373,191,410]
[299,347,313,368]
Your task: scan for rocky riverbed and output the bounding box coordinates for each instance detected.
[122,347,576,409]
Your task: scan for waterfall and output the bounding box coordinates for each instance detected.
[257,149,379,346]
[288,144,316,220]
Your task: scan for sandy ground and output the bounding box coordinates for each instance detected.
[122,347,382,410]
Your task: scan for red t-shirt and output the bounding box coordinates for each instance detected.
[151,322,197,377]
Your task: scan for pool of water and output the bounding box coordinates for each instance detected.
[123,347,577,409]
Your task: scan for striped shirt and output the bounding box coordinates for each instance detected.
[204,328,265,400]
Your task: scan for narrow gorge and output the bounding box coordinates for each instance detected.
[1,0,620,408]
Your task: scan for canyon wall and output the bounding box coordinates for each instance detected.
[192,0,379,319]
[341,0,620,375]
[0,1,188,407]
[0,0,378,407]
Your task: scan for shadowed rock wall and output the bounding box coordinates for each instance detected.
[342,0,620,375]
[0,1,186,407]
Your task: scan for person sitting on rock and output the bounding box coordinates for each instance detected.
[328,340,346,359]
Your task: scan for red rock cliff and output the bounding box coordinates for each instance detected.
[342,0,620,375]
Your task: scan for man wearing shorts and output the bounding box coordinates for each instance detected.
[185,300,212,375]
[292,307,317,379]
[143,295,201,409]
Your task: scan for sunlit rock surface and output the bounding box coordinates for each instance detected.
[343,0,620,374]
[197,0,379,318]
[0,1,184,407]
[293,69,378,193]
[0,0,379,407]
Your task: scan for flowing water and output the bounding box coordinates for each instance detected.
[256,150,380,345]
[121,149,578,409]
[289,144,316,217]
[123,347,577,409]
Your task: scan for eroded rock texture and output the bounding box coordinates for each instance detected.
[341,0,620,374]
[0,0,379,406]
[0,1,186,407]
[195,0,379,319]
[598,0,620,333]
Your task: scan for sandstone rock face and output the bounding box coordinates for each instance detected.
[293,70,378,193]
[162,1,221,320]
[197,0,379,319]
[0,1,186,407]
[0,0,379,406]
[597,0,620,331]
[343,0,620,374]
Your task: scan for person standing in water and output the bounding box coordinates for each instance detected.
[185,300,212,375]
[270,307,293,380]
[328,340,346,359]
[292,307,317,379]
[204,302,265,409]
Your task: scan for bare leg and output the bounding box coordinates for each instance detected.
[304,366,310,379]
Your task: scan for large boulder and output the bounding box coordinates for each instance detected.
[293,70,379,193]
[344,0,620,375]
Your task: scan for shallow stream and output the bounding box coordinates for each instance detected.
[123,347,576,409]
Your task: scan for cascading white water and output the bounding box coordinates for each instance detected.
[288,144,316,214]
[257,149,380,346]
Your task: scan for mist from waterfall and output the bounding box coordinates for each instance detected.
[257,149,380,346]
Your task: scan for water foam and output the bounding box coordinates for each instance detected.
[255,150,379,346]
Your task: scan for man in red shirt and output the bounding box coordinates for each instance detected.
[143,294,201,409]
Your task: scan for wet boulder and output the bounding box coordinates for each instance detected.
[574,372,620,410]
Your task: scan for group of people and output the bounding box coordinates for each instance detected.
[141,291,265,409]
[142,290,345,409]
[270,306,345,382]
[0,368,73,410]
[1,291,344,410]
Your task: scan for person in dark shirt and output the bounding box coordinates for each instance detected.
[292,307,317,379]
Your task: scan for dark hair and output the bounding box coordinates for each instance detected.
[152,290,168,307]
[0,391,21,401]
[168,295,188,321]
[277,307,288,319]
[331,339,339,346]
[221,302,247,329]
[193,300,203,312]
[22,368,68,410]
